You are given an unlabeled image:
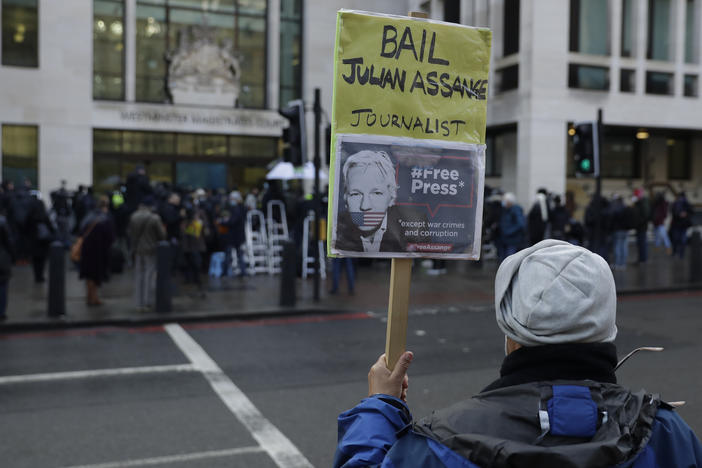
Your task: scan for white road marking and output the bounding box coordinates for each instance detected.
[62,446,265,467]
[164,323,313,468]
[0,364,196,385]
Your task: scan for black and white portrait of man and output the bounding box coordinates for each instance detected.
[337,150,398,252]
[330,135,484,259]
[334,148,429,254]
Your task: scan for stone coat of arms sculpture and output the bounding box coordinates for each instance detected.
[166,25,242,107]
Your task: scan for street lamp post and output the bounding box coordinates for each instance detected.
[313,88,322,302]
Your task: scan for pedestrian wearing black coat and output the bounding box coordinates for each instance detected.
[585,195,613,261]
[0,213,16,320]
[221,191,247,277]
[527,189,550,245]
[159,192,184,274]
[26,192,56,283]
[0,182,14,226]
[548,195,570,241]
[124,165,152,214]
[9,186,33,260]
[670,191,693,259]
[632,188,650,264]
[79,197,115,306]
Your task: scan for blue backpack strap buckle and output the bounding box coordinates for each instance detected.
[546,385,598,438]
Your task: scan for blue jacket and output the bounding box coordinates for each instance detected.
[499,204,526,247]
[335,384,702,468]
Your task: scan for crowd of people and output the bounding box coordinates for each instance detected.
[0,168,697,319]
[483,185,697,269]
[0,167,319,318]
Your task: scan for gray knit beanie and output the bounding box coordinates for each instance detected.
[495,240,617,346]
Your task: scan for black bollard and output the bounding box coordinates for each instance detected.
[689,231,702,282]
[155,241,172,313]
[48,241,66,317]
[280,241,297,307]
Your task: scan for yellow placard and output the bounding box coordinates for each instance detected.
[333,11,491,143]
[327,11,492,257]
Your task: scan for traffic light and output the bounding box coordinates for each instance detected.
[572,121,599,177]
[279,99,306,166]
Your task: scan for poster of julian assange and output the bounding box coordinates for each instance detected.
[329,134,485,259]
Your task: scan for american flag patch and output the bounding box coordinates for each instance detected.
[350,212,385,228]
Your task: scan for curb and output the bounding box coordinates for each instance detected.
[617,285,702,296]
[1,285,700,334]
[0,306,354,334]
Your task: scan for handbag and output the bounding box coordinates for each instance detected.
[70,220,98,263]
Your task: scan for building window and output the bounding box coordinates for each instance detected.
[279,0,302,107]
[92,129,277,193]
[601,134,638,178]
[503,0,519,56]
[621,0,634,57]
[685,0,698,63]
[667,137,691,180]
[136,3,167,102]
[495,64,518,92]
[1,0,38,67]
[569,0,609,55]
[135,0,267,108]
[94,0,125,100]
[93,129,122,154]
[684,74,698,97]
[604,130,643,179]
[484,136,501,178]
[620,69,635,92]
[1,124,38,187]
[568,64,609,90]
[176,133,227,156]
[645,71,673,95]
[647,0,672,61]
[485,127,514,178]
[122,129,175,154]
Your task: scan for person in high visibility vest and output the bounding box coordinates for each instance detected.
[111,190,124,209]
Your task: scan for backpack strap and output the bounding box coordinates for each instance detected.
[543,385,598,438]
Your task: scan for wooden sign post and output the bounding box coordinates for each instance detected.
[385,258,413,370]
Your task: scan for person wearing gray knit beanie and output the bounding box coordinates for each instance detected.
[495,239,617,350]
[335,240,702,468]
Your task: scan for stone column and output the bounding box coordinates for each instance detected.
[610,0,623,93]
[514,0,568,205]
[635,0,647,95]
[673,0,686,97]
[125,0,137,102]
[267,0,281,109]
[38,0,93,194]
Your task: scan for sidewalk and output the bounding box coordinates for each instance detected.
[2,245,700,331]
